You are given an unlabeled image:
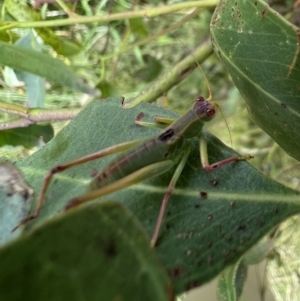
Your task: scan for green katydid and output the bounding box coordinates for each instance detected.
[15,92,252,247]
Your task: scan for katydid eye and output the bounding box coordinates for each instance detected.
[196,96,205,102]
[206,108,215,116]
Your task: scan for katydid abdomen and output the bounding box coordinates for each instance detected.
[88,130,184,190]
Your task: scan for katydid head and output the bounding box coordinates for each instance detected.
[187,43,233,146]
[193,96,215,122]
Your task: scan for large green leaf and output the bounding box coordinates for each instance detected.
[210,0,300,161]
[0,41,99,95]
[1,97,300,295]
[0,201,172,301]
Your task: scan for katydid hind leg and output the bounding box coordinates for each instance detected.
[65,160,175,211]
[199,135,253,172]
[151,146,191,247]
[13,140,142,230]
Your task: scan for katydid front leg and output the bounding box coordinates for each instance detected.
[135,115,175,128]
[199,136,253,171]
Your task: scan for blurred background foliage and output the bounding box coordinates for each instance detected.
[0,0,299,300]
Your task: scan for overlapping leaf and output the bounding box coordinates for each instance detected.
[0,201,172,301]
[211,0,300,161]
[0,41,99,95]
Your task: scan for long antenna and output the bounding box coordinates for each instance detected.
[177,37,232,147]
[176,37,212,101]
[214,103,233,147]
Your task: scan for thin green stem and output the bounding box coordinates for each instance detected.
[0,102,80,130]
[0,1,218,31]
[0,101,29,117]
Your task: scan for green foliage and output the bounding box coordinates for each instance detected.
[1,98,300,298]
[0,0,299,300]
[5,0,83,56]
[211,0,300,161]
[0,201,172,301]
[217,260,247,301]
[0,41,99,96]
[0,124,54,148]
[129,18,149,38]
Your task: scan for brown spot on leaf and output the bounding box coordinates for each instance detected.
[170,266,182,278]
[200,191,207,199]
[135,112,145,121]
[210,179,218,186]
[237,224,246,231]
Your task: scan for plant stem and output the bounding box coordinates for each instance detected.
[0,101,80,129]
[0,1,218,30]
